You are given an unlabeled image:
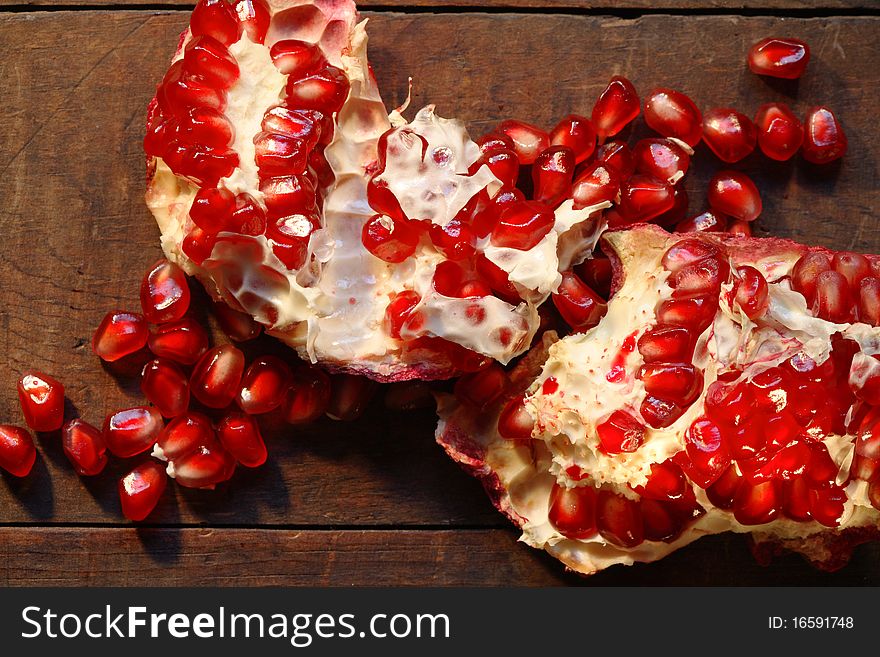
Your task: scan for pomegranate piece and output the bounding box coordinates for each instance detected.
[103,406,164,458]
[618,175,675,223]
[156,412,215,461]
[702,108,757,163]
[147,317,209,365]
[190,344,246,408]
[707,170,762,222]
[326,374,376,421]
[361,214,419,263]
[571,162,620,211]
[497,395,534,440]
[490,200,555,250]
[496,119,549,165]
[597,410,646,454]
[189,0,241,47]
[591,76,640,141]
[0,425,37,477]
[595,139,635,178]
[237,355,292,415]
[748,37,810,79]
[284,364,332,424]
[632,138,690,184]
[454,363,508,409]
[173,443,236,489]
[140,259,191,324]
[548,484,598,539]
[62,419,108,476]
[217,412,267,468]
[532,146,575,207]
[213,302,262,342]
[17,372,65,432]
[92,311,149,362]
[119,460,168,521]
[549,114,596,163]
[141,358,190,418]
[733,265,769,319]
[754,103,804,161]
[596,490,644,547]
[802,106,847,164]
[552,270,607,332]
[644,88,702,147]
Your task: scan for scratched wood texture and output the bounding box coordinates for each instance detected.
[0,5,878,585]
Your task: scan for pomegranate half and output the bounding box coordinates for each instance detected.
[438,224,880,575]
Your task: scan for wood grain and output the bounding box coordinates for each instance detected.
[0,10,878,584]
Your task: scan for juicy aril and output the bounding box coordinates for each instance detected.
[145,0,607,381]
[438,224,880,575]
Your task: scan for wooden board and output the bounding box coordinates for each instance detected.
[0,6,878,585]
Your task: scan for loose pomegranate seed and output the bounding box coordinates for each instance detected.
[182,227,217,265]
[497,395,534,440]
[802,106,847,164]
[681,417,730,488]
[597,410,646,454]
[173,443,236,489]
[270,39,326,77]
[62,419,108,476]
[183,36,240,88]
[284,364,332,423]
[141,358,190,418]
[570,162,620,211]
[632,138,690,184]
[189,186,235,233]
[454,363,508,409]
[748,37,810,79]
[857,277,880,325]
[670,256,730,295]
[656,294,718,332]
[286,65,350,114]
[549,114,596,163]
[103,406,164,458]
[812,270,851,322]
[213,302,262,342]
[654,187,689,227]
[702,108,757,163]
[707,170,762,222]
[361,214,419,263]
[733,265,769,319]
[706,464,742,509]
[594,140,635,178]
[235,0,270,43]
[496,119,549,165]
[156,412,215,461]
[591,76,640,141]
[548,483,598,539]
[644,88,702,147]
[237,355,292,414]
[532,146,575,207]
[490,200,555,250]
[733,479,782,525]
[754,102,804,161]
[0,425,36,477]
[661,238,720,273]
[552,270,607,332]
[217,412,267,468]
[326,374,376,421]
[596,490,644,547]
[791,252,831,304]
[147,317,209,365]
[119,460,167,521]
[618,175,675,223]
[429,219,477,262]
[638,326,695,363]
[92,311,149,362]
[190,344,246,408]
[17,372,65,432]
[676,209,729,234]
[140,259,191,324]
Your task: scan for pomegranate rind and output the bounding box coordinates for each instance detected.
[438,224,880,576]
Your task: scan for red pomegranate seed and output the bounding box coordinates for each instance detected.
[17,372,65,432]
[267,213,319,269]
[707,170,762,222]
[809,486,846,527]
[473,147,520,188]
[754,102,804,161]
[857,277,880,325]
[706,464,742,509]
[644,88,702,147]
[805,444,840,488]
[429,219,477,262]
[813,270,851,322]
[591,76,640,141]
[576,256,613,299]
[326,374,377,421]
[262,106,323,143]
[702,108,757,163]
[661,238,720,273]
[104,406,164,458]
[632,461,688,501]
[141,358,190,418]
[385,290,421,339]
[213,302,262,342]
[743,437,809,482]
[156,412,215,461]
[173,443,236,489]
[496,119,549,165]
[497,395,534,440]
[597,410,646,454]
[733,479,782,525]
[638,326,694,363]
[632,138,690,184]
[728,220,752,237]
[367,177,407,222]
[140,259,190,324]
[190,0,241,46]
[270,39,326,77]
[176,106,234,149]
[676,210,729,234]
[159,61,226,116]
[235,0,269,43]
[532,146,575,207]
[639,363,702,405]
[147,317,209,365]
[190,345,245,408]
[552,270,607,332]
[119,460,167,521]
[548,483,598,539]
[454,363,508,409]
[361,214,419,263]
[163,143,239,185]
[704,379,755,427]
[61,419,108,476]
[870,481,880,510]
[733,265,769,319]
[477,132,514,153]
[182,227,217,265]
[189,186,235,232]
[433,261,490,299]
[791,252,831,304]
[640,395,684,429]
[549,114,596,163]
[654,187,689,227]
[285,65,350,114]
[802,106,847,164]
[183,36,239,88]
[254,131,310,175]
[0,425,36,477]
[656,294,718,332]
[217,412,267,468]
[832,252,871,288]
[237,355,292,415]
[641,499,686,541]
[596,490,644,547]
[490,200,555,250]
[618,175,675,222]
[476,253,519,303]
[670,256,730,295]
[681,417,730,488]
[92,311,149,362]
[571,162,620,211]
[595,139,635,178]
[782,478,812,521]
[284,365,332,423]
[748,37,810,79]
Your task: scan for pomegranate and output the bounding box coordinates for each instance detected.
[438,225,880,576]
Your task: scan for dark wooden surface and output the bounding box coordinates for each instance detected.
[0,3,878,586]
